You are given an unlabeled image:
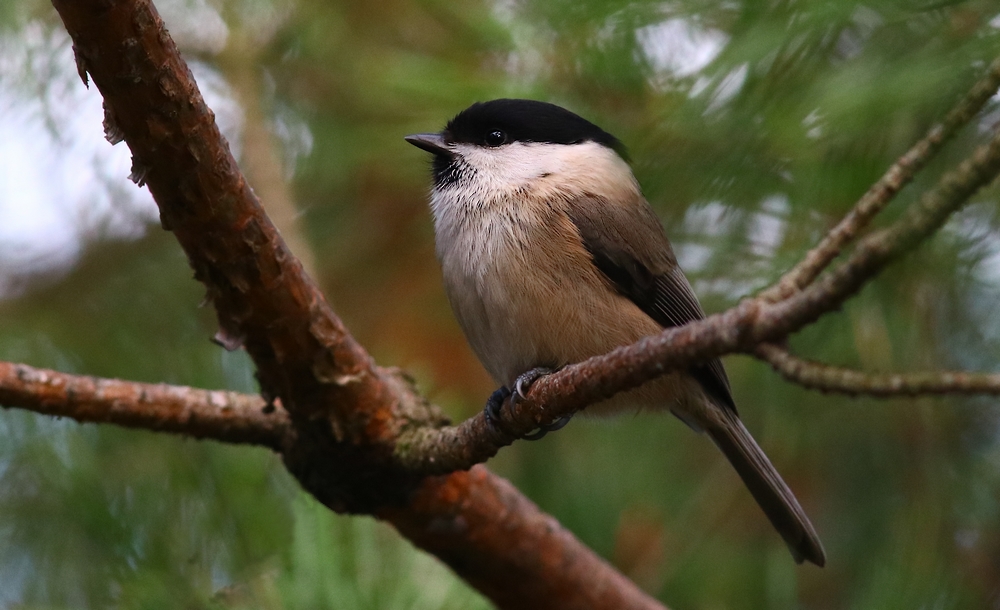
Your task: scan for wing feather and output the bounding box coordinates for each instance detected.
[568,196,735,412]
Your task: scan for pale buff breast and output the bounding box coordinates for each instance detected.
[430,140,692,415]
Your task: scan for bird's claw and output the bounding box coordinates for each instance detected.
[482,367,571,441]
[512,366,556,404]
[522,414,573,441]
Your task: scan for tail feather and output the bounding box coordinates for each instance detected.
[706,410,826,567]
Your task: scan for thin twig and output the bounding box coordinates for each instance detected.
[754,344,1000,396]
[760,115,1000,334]
[761,57,1000,302]
[0,361,291,450]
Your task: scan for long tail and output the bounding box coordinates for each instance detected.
[706,409,826,566]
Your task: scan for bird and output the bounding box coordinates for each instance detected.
[405,98,825,566]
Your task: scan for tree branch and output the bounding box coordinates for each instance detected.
[754,343,1000,397]
[761,112,1000,332]
[760,56,1000,302]
[385,466,662,610]
[0,361,291,449]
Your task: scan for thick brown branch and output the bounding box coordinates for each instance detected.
[386,467,665,610]
[50,1,666,608]
[0,361,290,450]
[397,88,1000,473]
[761,57,1000,302]
[53,0,447,511]
[55,0,388,442]
[754,344,1000,397]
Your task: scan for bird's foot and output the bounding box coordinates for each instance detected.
[512,367,555,405]
[483,367,572,440]
[521,414,573,441]
[484,385,512,434]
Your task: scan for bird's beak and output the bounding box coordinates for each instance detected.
[405,133,452,156]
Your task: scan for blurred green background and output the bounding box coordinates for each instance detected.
[2,0,1000,608]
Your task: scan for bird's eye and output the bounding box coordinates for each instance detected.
[484,130,507,147]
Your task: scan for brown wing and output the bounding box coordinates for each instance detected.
[567,196,735,412]
[570,196,826,566]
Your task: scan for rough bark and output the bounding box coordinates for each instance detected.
[0,361,290,449]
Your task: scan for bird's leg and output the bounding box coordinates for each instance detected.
[512,367,572,441]
[483,367,573,440]
[484,385,512,433]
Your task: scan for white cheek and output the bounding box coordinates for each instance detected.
[444,140,639,206]
[456,142,555,187]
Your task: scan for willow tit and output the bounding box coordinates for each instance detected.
[406,99,825,566]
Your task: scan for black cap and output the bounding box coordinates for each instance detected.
[443,99,625,155]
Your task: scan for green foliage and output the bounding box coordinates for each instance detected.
[2,0,1000,607]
